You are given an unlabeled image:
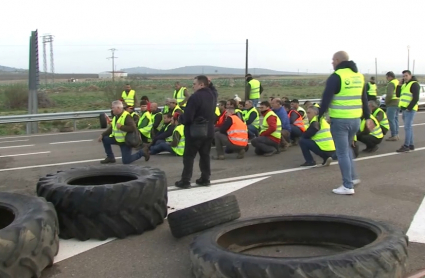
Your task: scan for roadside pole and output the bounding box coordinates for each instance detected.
[27,30,40,134]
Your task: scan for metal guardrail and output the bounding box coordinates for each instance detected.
[0,98,321,124]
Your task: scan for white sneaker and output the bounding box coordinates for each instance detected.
[353,179,361,186]
[332,185,355,195]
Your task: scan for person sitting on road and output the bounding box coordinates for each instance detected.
[368,100,389,136]
[98,100,149,164]
[150,102,163,137]
[149,113,185,156]
[226,99,244,121]
[283,102,305,145]
[149,113,176,152]
[138,100,153,144]
[215,100,227,131]
[299,106,335,167]
[238,101,246,118]
[251,101,282,156]
[356,114,383,153]
[303,100,312,109]
[213,108,248,160]
[243,100,260,139]
[141,95,151,112]
[124,105,139,123]
[291,99,309,128]
[168,98,183,116]
[271,98,291,151]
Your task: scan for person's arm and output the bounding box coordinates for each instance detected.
[407,82,420,111]
[219,117,232,135]
[245,83,251,97]
[260,84,264,94]
[396,83,402,98]
[302,121,319,139]
[155,125,175,142]
[245,111,256,125]
[260,115,277,136]
[385,83,395,105]
[318,73,340,119]
[120,114,137,132]
[361,85,371,119]
[133,94,137,107]
[290,112,298,124]
[170,131,181,148]
[101,125,112,137]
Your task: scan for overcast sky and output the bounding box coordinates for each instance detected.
[1,0,423,74]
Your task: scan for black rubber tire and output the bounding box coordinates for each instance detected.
[168,195,240,238]
[0,192,59,278]
[190,214,408,278]
[36,165,168,241]
[99,113,107,129]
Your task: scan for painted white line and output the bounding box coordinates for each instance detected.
[50,139,93,145]
[0,139,29,144]
[407,196,425,244]
[0,129,101,140]
[0,151,50,158]
[0,144,34,150]
[400,123,425,128]
[54,176,270,264]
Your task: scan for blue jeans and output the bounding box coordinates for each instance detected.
[299,138,334,163]
[150,140,176,155]
[330,118,360,189]
[247,124,259,138]
[402,110,416,146]
[386,106,399,137]
[102,136,144,164]
[251,98,259,108]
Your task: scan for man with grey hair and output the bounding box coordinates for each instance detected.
[384,71,400,141]
[163,98,171,114]
[98,100,150,164]
[368,100,389,136]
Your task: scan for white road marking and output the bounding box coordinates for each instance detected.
[400,123,425,128]
[53,176,270,264]
[0,129,101,140]
[407,196,425,244]
[0,151,50,158]
[50,139,93,145]
[0,139,29,144]
[0,144,34,150]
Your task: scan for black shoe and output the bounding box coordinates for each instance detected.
[396,145,410,153]
[175,180,191,189]
[409,145,415,151]
[300,161,316,167]
[195,178,211,186]
[100,157,116,164]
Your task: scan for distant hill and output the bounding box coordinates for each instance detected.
[0,65,26,72]
[121,65,297,75]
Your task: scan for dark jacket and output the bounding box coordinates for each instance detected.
[101,111,137,139]
[318,61,370,120]
[219,116,233,135]
[151,109,163,130]
[302,120,320,139]
[396,76,420,111]
[152,123,175,144]
[181,87,217,139]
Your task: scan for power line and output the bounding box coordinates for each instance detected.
[0,42,245,47]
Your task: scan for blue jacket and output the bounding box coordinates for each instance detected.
[272,107,291,132]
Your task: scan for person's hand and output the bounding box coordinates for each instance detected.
[98,135,103,142]
[116,123,122,129]
[351,141,356,148]
[366,119,375,131]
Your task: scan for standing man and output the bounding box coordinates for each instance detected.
[396,70,420,152]
[121,84,136,107]
[366,77,378,101]
[384,71,400,141]
[175,75,217,189]
[318,51,373,195]
[245,74,263,108]
[173,82,190,110]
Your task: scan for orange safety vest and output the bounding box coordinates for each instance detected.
[227,115,248,147]
[215,111,226,127]
[288,110,306,132]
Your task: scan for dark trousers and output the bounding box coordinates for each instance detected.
[149,140,176,155]
[290,125,303,140]
[299,138,334,163]
[102,136,144,164]
[251,136,279,155]
[215,132,244,156]
[357,134,382,149]
[247,124,259,139]
[382,126,388,136]
[181,137,213,182]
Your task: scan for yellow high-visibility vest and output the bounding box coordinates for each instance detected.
[109,111,129,142]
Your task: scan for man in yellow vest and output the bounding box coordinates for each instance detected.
[366,77,377,101]
[299,106,335,167]
[148,113,185,156]
[357,114,383,153]
[244,100,260,138]
[168,98,184,116]
[98,100,149,164]
[251,101,282,156]
[150,102,163,137]
[368,100,389,136]
[318,51,374,195]
[395,70,420,152]
[173,82,190,110]
[121,84,136,107]
[245,74,263,108]
[137,100,153,144]
[384,71,400,141]
[149,113,176,154]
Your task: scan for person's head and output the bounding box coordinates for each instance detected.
[165,98,171,106]
[140,100,148,112]
[124,105,134,113]
[282,97,289,102]
[283,102,291,112]
[150,102,158,111]
[402,70,412,83]
[245,100,253,109]
[225,108,235,117]
[271,98,282,109]
[111,100,124,115]
[259,101,271,113]
[370,76,376,84]
[163,113,173,124]
[141,95,149,102]
[193,75,209,92]
[290,99,300,110]
[332,51,349,70]
[168,98,177,109]
[245,73,253,82]
[226,99,237,109]
[218,100,227,112]
[269,97,275,102]
[304,100,312,108]
[124,84,131,91]
[174,82,182,90]
[307,106,319,122]
[368,100,378,111]
[238,101,245,109]
[386,71,395,81]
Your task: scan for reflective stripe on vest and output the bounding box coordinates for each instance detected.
[227,115,248,147]
[138,111,153,139]
[329,68,364,118]
[171,124,185,156]
[360,115,383,139]
[367,82,377,96]
[260,110,282,140]
[173,87,187,107]
[310,116,335,152]
[399,81,419,111]
[243,107,260,129]
[372,108,389,130]
[288,110,306,132]
[121,90,135,106]
[248,79,261,99]
[110,111,129,142]
[388,79,399,100]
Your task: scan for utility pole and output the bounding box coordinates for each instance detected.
[244,39,249,101]
[107,48,118,82]
[413,59,416,75]
[407,45,410,70]
[28,30,40,134]
[42,34,55,84]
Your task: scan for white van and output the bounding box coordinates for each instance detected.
[379,83,425,110]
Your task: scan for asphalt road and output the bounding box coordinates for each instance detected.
[1,112,425,278]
